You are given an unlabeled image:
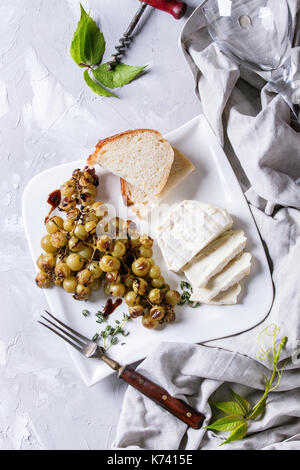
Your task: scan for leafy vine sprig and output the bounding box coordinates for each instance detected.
[71,4,146,98]
[206,324,288,446]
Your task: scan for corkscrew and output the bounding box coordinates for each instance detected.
[107,0,187,70]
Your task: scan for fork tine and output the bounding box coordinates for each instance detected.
[44,310,90,342]
[38,321,83,353]
[40,315,86,348]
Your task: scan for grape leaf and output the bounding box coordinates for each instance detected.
[71,4,105,66]
[219,421,248,447]
[205,415,244,432]
[93,62,147,89]
[210,400,244,417]
[230,389,250,416]
[83,70,116,98]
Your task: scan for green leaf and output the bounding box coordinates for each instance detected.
[71,4,105,66]
[93,62,147,89]
[248,398,267,420]
[83,70,117,97]
[230,389,250,416]
[210,400,244,417]
[219,421,248,447]
[205,415,244,432]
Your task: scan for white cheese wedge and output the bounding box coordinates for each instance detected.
[184,230,247,288]
[190,252,252,302]
[203,283,242,305]
[156,200,233,272]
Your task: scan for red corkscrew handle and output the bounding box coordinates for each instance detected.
[140,0,187,19]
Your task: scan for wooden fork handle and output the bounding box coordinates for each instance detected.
[119,366,205,429]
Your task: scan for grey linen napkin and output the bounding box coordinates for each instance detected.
[113,1,300,450]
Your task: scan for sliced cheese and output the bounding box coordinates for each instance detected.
[156,200,233,272]
[184,230,247,288]
[203,283,242,305]
[190,252,252,302]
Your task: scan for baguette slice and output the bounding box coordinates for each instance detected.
[120,147,195,218]
[88,129,174,196]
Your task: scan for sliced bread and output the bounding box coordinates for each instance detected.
[87,129,174,196]
[120,147,195,218]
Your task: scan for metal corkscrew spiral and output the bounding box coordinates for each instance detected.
[107,0,186,71]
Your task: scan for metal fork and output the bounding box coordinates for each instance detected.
[39,310,205,429]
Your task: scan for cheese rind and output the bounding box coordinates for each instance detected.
[204,283,242,305]
[156,201,233,272]
[184,230,247,288]
[190,252,252,302]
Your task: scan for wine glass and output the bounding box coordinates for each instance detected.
[201,0,299,119]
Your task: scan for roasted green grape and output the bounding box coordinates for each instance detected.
[99,255,120,273]
[151,276,165,288]
[83,210,98,224]
[66,253,84,271]
[109,283,126,298]
[50,231,67,248]
[148,288,162,304]
[105,271,121,285]
[66,208,80,221]
[59,197,76,212]
[132,257,150,277]
[132,278,148,295]
[68,236,83,252]
[103,282,111,296]
[75,284,91,300]
[76,269,94,286]
[63,218,75,232]
[55,262,71,279]
[35,271,52,288]
[125,291,140,307]
[149,265,161,279]
[87,261,103,279]
[142,314,159,329]
[129,304,144,318]
[150,305,165,321]
[37,253,56,272]
[111,241,126,258]
[136,246,153,258]
[78,246,93,260]
[139,234,153,248]
[123,274,135,289]
[61,180,76,197]
[63,277,77,293]
[41,234,58,253]
[82,166,98,185]
[90,278,102,291]
[165,290,181,307]
[92,201,107,219]
[96,235,114,253]
[74,224,88,241]
[165,308,176,323]
[80,186,96,206]
[46,216,64,234]
[85,220,97,235]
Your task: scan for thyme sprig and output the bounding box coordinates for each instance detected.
[179,281,201,308]
[206,324,288,446]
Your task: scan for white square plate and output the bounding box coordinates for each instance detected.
[22,115,273,386]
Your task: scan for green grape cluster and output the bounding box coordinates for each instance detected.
[36,166,180,329]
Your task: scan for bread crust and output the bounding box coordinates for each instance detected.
[87,129,164,167]
[120,178,133,207]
